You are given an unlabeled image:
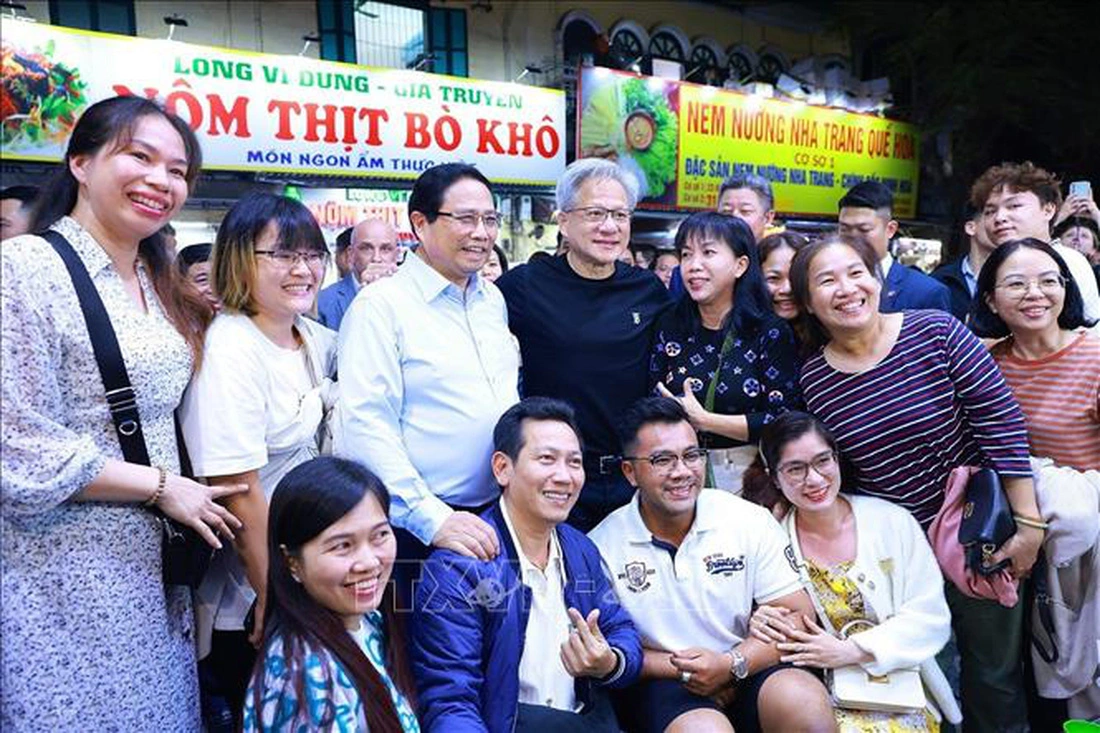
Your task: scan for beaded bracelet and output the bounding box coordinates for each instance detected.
[145,466,167,507]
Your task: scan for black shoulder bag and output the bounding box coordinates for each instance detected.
[44,230,213,588]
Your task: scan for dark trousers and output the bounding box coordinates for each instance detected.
[945,582,1029,732]
[199,630,256,732]
[516,687,618,732]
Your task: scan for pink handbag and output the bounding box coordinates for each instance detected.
[926,466,1019,608]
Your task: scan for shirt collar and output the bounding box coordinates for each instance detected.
[880,251,894,277]
[622,490,714,545]
[403,248,484,303]
[499,498,567,585]
[53,216,117,278]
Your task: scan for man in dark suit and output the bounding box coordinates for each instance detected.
[317,218,399,330]
[839,181,951,313]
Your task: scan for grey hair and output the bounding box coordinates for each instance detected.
[556,158,640,212]
[718,172,774,212]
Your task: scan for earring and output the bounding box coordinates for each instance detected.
[291,573,301,583]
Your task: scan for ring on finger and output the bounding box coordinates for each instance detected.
[680,671,692,684]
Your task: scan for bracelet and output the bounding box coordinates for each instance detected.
[145,467,167,507]
[1013,514,1049,530]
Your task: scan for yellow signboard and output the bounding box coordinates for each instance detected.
[578,67,921,217]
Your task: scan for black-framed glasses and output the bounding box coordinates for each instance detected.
[562,206,633,226]
[623,448,708,473]
[254,249,329,269]
[436,211,502,230]
[776,451,837,484]
[994,273,1066,300]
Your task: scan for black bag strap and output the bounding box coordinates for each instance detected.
[1028,548,1060,664]
[42,230,151,466]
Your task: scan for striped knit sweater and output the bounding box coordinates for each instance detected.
[800,310,1033,527]
[991,331,1100,472]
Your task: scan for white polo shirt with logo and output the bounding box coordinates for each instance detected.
[589,489,801,653]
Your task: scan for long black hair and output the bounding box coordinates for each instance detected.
[969,237,1095,338]
[29,95,211,363]
[252,457,415,732]
[670,211,777,340]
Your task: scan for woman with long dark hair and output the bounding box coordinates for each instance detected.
[179,192,337,723]
[1,96,242,729]
[788,233,1040,730]
[650,212,801,493]
[744,412,960,730]
[244,457,418,732]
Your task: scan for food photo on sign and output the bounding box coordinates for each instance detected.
[579,68,679,207]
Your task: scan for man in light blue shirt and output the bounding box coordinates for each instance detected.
[336,163,519,572]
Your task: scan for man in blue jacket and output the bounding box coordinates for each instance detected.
[412,397,642,732]
[838,181,951,313]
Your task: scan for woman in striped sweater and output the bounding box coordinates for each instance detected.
[971,238,1099,471]
[788,234,1042,732]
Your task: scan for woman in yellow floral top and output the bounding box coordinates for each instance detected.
[743,412,961,731]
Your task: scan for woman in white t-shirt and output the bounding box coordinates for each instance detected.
[180,191,337,726]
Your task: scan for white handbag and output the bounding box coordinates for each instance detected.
[828,620,926,714]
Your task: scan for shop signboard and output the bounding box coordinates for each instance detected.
[577,66,920,218]
[1,23,566,185]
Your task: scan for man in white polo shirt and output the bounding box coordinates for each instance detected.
[590,397,834,733]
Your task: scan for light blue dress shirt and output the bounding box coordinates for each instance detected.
[336,252,520,544]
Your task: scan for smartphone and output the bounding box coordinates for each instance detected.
[1069,180,1092,200]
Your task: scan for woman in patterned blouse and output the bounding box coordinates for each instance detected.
[1,96,242,730]
[650,212,801,493]
[244,457,418,732]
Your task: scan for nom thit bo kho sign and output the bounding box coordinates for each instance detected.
[578,67,920,217]
[2,23,566,186]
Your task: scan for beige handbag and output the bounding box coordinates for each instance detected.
[827,620,926,714]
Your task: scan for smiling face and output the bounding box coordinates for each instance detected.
[680,231,748,312]
[763,243,798,320]
[773,430,841,513]
[69,114,189,245]
[494,419,585,529]
[480,247,503,282]
[558,177,632,271]
[806,242,882,336]
[251,220,324,321]
[981,187,1056,245]
[623,420,702,524]
[412,176,496,287]
[290,492,396,630]
[986,246,1067,339]
[717,187,774,241]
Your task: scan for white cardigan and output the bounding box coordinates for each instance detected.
[784,494,962,723]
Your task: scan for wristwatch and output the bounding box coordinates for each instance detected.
[727,645,749,680]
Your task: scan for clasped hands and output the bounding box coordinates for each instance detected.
[748,605,866,669]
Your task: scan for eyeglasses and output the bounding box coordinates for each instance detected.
[776,451,837,484]
[254,249,329,269]
[436,211,502,231]
[624,448,708,473]
[994,273,1066,299]
[563,206,633,226]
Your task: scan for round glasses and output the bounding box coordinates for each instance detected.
[776,451,837,484]
[994,273,1066,300]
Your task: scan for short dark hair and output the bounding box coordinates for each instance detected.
[758,231,809,265]
[1,185,39,208]
[789,233,884,350]
[176,243,212,274]
[335,226,354,253]
[618,397,690,457]
[718,173,774,212]
[838,180,894,216]
[970,161,1062,210]
[492,244,510,274]
[970,238,1095,337]
[408,163,493,230]
[493,397,583,461]
[1052,215,1099,243]
[671,211,776,340]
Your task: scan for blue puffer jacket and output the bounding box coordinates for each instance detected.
[411,503,642,733]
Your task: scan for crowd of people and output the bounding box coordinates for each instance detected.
[1,95,1098,733]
